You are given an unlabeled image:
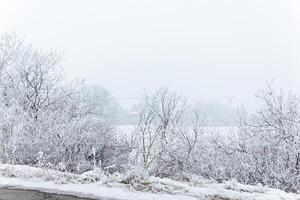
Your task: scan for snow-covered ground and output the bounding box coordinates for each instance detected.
[0,164,299,200]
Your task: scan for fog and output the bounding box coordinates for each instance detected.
[1,1,300,195]
[1,0,299,111]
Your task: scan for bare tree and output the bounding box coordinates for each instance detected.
[131,88,203,176]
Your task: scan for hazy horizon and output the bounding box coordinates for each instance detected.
[1,0,299,111]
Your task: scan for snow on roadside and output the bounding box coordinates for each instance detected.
[0,164,299,200]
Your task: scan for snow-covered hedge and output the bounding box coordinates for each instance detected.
[0,32,299,193]
[0,33,128,173]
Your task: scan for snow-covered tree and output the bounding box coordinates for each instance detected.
[0,32,124,172]
[130,88,203,177]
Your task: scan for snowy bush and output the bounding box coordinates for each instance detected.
[0,32,299,193]
[129,85,300,193]
[0,33,127,173]
[198,84,300,192]
[129,88,204,177]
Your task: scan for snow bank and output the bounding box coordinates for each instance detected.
[0,164,299,200]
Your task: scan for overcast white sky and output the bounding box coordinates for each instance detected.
[0,0,299,110]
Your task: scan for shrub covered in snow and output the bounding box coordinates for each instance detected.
[0,32,299,194]
[0,33,128,173]
[190,84,300,192]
